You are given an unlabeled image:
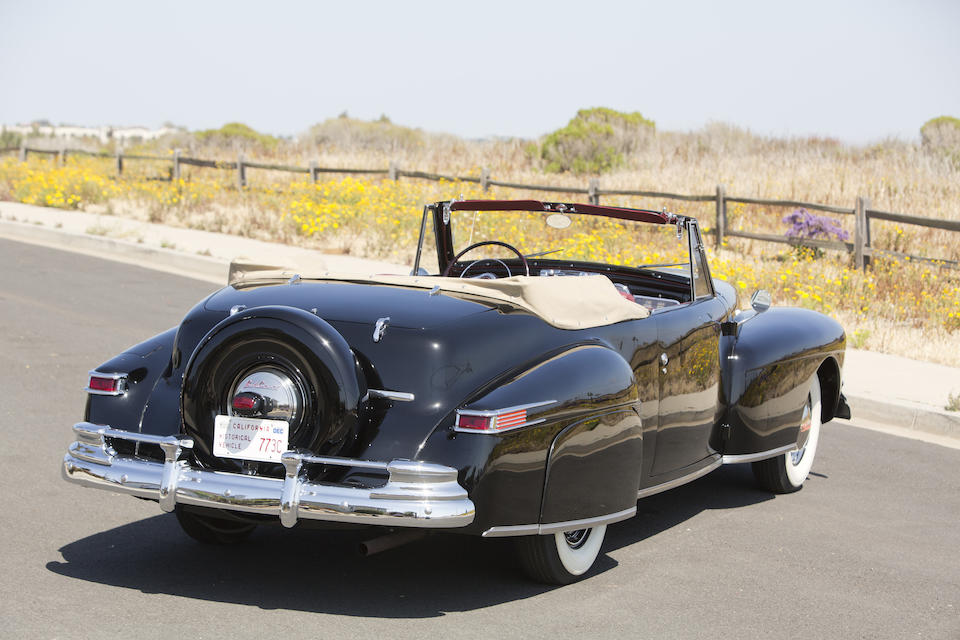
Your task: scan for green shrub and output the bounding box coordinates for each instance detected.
[0,129,21,149]
[308,115,425,152]
[195,122,278,150]
[538,107,655,174]
[920,116,960,149]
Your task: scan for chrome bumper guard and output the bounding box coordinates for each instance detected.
[62,422,475,528]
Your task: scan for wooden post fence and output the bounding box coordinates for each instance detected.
[715,184,726,247]
[237,153,246,188]
[588,178,600,205]
[854,196,867,270]
[7,143,958,270]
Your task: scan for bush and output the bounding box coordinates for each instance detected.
[195,122,278,150]
[0,129,21,149]
[920,116,960,150]
[537,107,655,174]
[307,115,425,152]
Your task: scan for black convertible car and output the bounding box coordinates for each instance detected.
[63,199,849,584]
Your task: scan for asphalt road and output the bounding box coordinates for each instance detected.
[2,238,958,640]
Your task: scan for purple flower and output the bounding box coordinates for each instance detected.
[782,209,850,242]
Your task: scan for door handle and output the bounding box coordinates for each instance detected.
[660,352,668,374]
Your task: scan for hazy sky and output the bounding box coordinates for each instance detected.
[1,0,958,143]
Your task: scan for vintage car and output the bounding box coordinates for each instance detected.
[62,199,850,584]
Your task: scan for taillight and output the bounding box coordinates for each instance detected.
[86,372,127,396]
[232,395,257,411]
[453,401,555,434]
[455,413,494,431]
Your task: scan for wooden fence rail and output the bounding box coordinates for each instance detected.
[4,144,958,270]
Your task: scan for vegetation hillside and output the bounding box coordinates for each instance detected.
[2,110,959,365]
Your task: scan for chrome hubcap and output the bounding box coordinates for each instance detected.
[791,395,813,466]
[229,367,301,423]
[563,528,590,550]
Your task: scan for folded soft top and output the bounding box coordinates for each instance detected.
[228,263,650,330]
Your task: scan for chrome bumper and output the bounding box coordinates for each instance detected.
[62,422,475,529]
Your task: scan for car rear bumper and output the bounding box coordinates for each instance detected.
[62,422,475,529]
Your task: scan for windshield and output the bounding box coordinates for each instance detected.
[449,209,690,270]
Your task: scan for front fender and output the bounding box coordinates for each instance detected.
[722,307,845,455]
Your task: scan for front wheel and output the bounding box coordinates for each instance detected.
[753,374,822,493]
[515,525,607,585]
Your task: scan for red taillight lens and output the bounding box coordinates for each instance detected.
[88,376,119,393]
[455,414,493,431]
[232,395,257,411]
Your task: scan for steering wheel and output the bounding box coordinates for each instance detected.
[441,240,530,278]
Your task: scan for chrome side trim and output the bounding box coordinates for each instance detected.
[721,444,795,465]
[85,371,128,396]
[538,506,637,535]
[480,524,540,538]
[368,389,416,402]
[63,422,475,529]
[481,506,638,538]
[637,457,722,499]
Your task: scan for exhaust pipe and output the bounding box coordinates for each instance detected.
[358,530,426,557]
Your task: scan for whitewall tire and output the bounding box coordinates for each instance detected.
[753,373,823,494]
[516,525,607,584]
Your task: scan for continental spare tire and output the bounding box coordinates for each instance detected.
[181,305,366,476]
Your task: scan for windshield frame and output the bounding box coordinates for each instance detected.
[415,199,712,302]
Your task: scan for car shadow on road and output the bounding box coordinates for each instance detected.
[46,464,772,617]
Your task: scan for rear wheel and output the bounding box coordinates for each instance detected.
[753,374,822,493]
[175,507,256,545]
[515,525,607,584]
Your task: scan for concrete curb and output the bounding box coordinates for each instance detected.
[0,218,228,284]
[845,394,960,439]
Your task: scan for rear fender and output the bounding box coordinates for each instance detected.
[84,328,177,432]
[415,344,641,534]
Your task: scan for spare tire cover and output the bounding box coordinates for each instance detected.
[181,305,366,475]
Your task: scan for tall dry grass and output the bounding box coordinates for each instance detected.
[4,121,959,366]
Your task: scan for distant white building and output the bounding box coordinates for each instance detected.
[1,123,178,144]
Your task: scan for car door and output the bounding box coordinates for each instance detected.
[650,223,724,476]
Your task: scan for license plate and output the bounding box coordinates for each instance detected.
[213,415,289,463]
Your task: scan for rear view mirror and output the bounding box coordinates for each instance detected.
[545,213,571,229]
[750,290,772,313]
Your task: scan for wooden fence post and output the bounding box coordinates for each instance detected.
[237,153,246,188]
[58,143,66,165]
[715,184,726,247]
[388,161,398,181]
[173,149,181,182]
[862,197,872,268]
[854,196,866,269]
[18,142,26,162]
[116,149,124,176]
[309,160,318,184]
[588,178,600,205]
[481,167,490,191]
